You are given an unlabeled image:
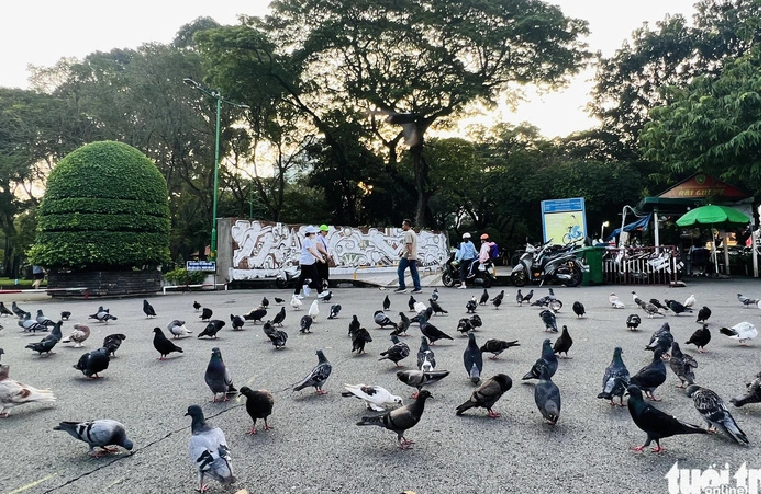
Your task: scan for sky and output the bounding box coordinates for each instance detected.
[1,0,698,138]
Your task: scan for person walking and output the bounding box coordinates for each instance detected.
[315,224,332,294]
[32,265,45,289]
[294,226,325,298]
[395,219,422,294]
[455,233,477,288]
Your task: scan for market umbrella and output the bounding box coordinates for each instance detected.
[676,205,750,274]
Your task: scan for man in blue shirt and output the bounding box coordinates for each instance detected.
[455,233,477,288]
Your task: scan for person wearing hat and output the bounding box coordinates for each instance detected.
[478,233,495,264]
[294,226,325,298]
[315,224,332,294]
[455,232,477,288]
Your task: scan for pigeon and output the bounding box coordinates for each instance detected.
[683,294,695,308]
[290,294,303,310]
[392,312,411,336]
[730,371,761,407]
[626,313,642,331]
[696,306,711,323]
[0,365,56,416]
[431,288,439,301]
[25,321,63,356]
[35,309,55,326]
[383,295,391,311]
[408,296,416,312]
[669,342,698,388]
[397,369,450,398]
[685,324,711,353]
[374,310,395,329]
[238,387,275,434]
[539,309,557,333]
[272,307,286,326]
[11,301,25,318]
[479,289,489,306]
[261,297,269,309]
[328,304,342,319]
[571,301,585,319]
[626,384,706,452]
[737,293,759,307]
[342,383,403,411]
[263,322,288,349]
[463,333,483,384]
[167,320,191,339]
[55,420,134,456]
[521,289,533,304]
[0,302,13,317]
[379,335,411,367]
[645,322,673,357]
[102,333,126,357]
[348,315,360,336]
[229,314,245,331]
[642,301,666,318]
[200,308,213,321]
[308,300,320,321]
[185,405,235,492]
[686,385,748,444]
[143,299,157,318]
[598,346,630,406]
[630,349,668,401]
[74,347,110,379]
[0,349,3,363]
[205,347,236,402]
[198,320,225,339]
[631,291,646,308]
[515,289,523,306]
[60,311,71,321]
[429,299,448,315]
[665,299,692,315]
[292,350,332,394]
[413,301,427,314]
[300,314,313,333]
[89,308,117,324]
[466,297,478,314]
[62,324,91,348]
[491,290,504,309]
[456,318,473,335]
[193,300,201,311]
[411,308,432,326]
[153,328,183,360]
[720,322,758,345]
[479,339,520,359]
[609,293,625,309]
[456,374,512,417]
[469,313,482,329]
[356,389,433,449]
[243,308,266,324]
[534,363,561,425]
[420,321,454,345]
[417,336,435,369]
[522,339,558,380]
[649,299,667,310]
[350,327,372,354]
[19,313,47,333]
[553,325,573,358]
[318,290,333,302]
[274,297,285,305]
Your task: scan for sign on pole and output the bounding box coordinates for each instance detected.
[541,197,587,245]
[187,261,216,272]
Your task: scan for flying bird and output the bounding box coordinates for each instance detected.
[239,387,275,435]
[356,389,433,449]
[292,350,332,394]
[185,405,235,492]
[54,420,134,457]
[686,385,748,444]
[456,374,512,418]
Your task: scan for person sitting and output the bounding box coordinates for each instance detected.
[455,232,478,288]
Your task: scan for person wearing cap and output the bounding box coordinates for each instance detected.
[315,224,332,294]
[478,233,495,263]
[294,226,325,298]
[455,232,477,288]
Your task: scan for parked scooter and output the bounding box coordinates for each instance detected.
[511,240,582,287]
[442,251,496,288]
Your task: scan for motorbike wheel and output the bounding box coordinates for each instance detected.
[511,271,527,287]
[275,278,289,289]
[442,273,455,287]
[567,263,582,287]
[479,275,493,288]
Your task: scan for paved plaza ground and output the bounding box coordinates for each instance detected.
[1,278,760,494]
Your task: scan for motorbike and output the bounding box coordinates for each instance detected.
[441,251,496,288]
[510,239,583,287]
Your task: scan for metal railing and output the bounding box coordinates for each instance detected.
[602,246,682,285]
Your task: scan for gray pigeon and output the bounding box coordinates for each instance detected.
[479,339,520,359]
[204,347,236,402]
[25,320,63,356]
[397,369,450,398]
[292,350,332,394]
[379,335,410,367]
[186,405,235,492]
[686,385,748,444]
[456,374,512,417]
[669,342,698,388]
[300,314,313,333]
[522,339,558,380]
[730,371,761,407]
[167,320,191,338]
[534,363,561,424]
[463,333,483,383]
[374,310,395,329]
[230,314,245,331]
[54,420,134,456]
[356,389,433,449]
[539,309,557,332]
[598,347,630,406]
[645,322,673,357]
[630,349,667,401]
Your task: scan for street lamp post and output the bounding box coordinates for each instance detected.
[183,78,248,262]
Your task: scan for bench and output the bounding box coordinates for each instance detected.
[162,283,228,295]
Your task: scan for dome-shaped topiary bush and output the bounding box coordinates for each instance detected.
[29,141,171,270]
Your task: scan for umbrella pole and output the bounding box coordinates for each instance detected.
[723,230,729,275]
[712,227,719,275]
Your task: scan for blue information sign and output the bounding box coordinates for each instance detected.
[187,261,216,272]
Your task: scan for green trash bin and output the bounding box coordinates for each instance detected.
[579,246,604,286]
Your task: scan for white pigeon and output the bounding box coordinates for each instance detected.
[290,294,302,310]
[609,293,625,309]
[167,320,191,339]
[342,383,403,411]
[0,365,56,417]
[413,301,427,314]
[308,300,320,321]
[683,294,696,308]
[720,322,758,345]
[421,354,434,371]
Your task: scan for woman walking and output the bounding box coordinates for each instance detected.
[295,226,326,298]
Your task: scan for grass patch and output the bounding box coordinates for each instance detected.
[0,277,36,289]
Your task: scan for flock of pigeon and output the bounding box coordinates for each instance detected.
[1,287,761,492]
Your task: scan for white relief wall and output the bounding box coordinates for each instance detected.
[227,220,449,280]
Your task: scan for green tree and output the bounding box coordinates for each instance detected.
[29,141,171,270]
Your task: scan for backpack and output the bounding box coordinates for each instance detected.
[488,242,500,259]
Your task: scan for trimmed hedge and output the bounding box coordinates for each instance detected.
[29,141,171,270]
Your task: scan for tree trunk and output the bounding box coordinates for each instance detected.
[411,126,430,228]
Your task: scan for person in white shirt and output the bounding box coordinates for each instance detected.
[294,226,326,298]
